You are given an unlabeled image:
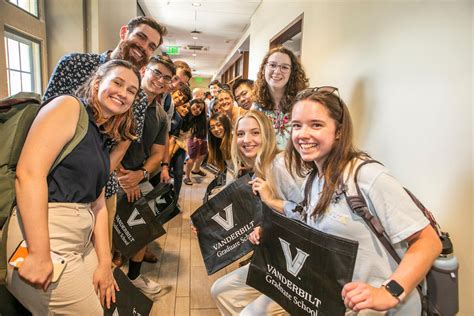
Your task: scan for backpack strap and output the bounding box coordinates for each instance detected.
[49,97,89,171]
[343,159,402,264]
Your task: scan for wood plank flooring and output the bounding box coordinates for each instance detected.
[136,172,241,315]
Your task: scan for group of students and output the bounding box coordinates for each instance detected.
[4,14,442,316]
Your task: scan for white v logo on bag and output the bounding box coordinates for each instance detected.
[127,208,146,227]
[279,238,309,277]
[211,204,234,231]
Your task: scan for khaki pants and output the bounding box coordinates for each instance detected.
[211,264,288,316]
[6,203,102,315]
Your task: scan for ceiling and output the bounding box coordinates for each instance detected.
[139,0,261,78]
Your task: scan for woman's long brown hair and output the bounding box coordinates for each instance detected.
[286,89,368,218]
[253,46,309,114]
[207,113,232,170]
[76,59,140,142]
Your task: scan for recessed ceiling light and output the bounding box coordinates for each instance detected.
[192,53,197,57]
[192,2,201,7]
[192,36,198,40]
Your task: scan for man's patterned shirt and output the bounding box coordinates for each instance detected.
[44,51,148,198]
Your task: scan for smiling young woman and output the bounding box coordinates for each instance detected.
[251,46,309,150]
[6,60,140,315]
[282,87,442,315]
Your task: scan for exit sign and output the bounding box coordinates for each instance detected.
[194,77,203,83]
[166,46,180,55]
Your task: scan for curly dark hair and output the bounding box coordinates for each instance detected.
[254,46,309,114]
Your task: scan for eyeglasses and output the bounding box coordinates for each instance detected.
[147,67,172,83]
[305,86,344,121]
[265,62,291,74]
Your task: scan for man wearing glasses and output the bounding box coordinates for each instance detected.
[158,59,192,183]
[115,56,176,295]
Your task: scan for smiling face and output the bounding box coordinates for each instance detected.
[176,102,190,118]
[209,119,224,138]
[264,52,292,90]
[142,62,173,98]
[291,100,338,169]
[209,84,221,97]
[170,68,191,92]
[118,24,162,69]
[96,66,139,118]
[234,84,254,110]
[172,90,188,107]
[190,101,204,116]
[217,91,233,114]
[236,117,262,159]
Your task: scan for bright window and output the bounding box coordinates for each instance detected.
[8,0,38,17]
[4,31,42,96]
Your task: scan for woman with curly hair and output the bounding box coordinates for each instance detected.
[252,46,309,150]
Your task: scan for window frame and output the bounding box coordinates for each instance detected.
[7,0,40,19]
[4,28,43,96]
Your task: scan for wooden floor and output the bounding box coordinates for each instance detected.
[134,172,241,316]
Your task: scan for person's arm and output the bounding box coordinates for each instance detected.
[15,96,80,290]
[342,169,442,312]
[90,190,117,309]
[342,225,441,312]
[249,177,285,213]
[160,136,171,182]
[118,144,164,188]
[109,140,131,173]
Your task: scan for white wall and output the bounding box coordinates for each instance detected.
[244,1,473,314]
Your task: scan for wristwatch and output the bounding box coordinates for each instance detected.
[161,162,169,168]
[382,280,406,301]
[140,167,150,181]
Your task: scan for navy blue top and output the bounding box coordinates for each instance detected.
[47,101,110,203]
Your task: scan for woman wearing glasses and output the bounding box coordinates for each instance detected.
[251,87,442,315]
[252,46,309,150]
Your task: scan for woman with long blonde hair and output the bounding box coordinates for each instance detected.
[211,110,302,315]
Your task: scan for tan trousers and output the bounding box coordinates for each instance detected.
[6,203,102,315]
[106,194,117,249]
[211,264,288,316]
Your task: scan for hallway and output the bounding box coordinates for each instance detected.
[136,173,240,315]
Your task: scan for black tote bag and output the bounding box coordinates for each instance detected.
[191,174,261,275]
[246,207,359,316]
[113,186,167,258]
[153,182,180,224]
[103,268,153,316]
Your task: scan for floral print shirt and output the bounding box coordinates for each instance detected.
[252,103,291,150]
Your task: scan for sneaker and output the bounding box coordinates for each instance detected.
[183,177,193,185]
[191,169,207,177]
[130,275,162,295]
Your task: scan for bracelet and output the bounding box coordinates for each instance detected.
[161,162,169,167]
